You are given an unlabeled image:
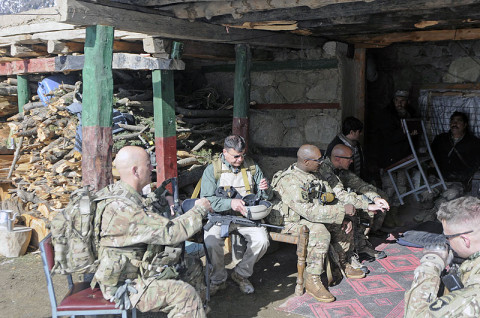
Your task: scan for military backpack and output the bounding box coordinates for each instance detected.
[49,185,130,275]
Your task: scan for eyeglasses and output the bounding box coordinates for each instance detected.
[305,158,323,163]
[443,230,473,240]
[335,155,354,160]
[226,151,246,159]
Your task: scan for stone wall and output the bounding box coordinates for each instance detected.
[203,42,348,177]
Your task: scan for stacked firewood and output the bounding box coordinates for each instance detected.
[7,88,80,220]
[114,86,233,195]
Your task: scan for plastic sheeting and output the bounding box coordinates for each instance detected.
[419,89,480,141]
[0,0,55,15]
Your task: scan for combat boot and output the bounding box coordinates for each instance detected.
[305,273,335,302]
[345,263,366,279]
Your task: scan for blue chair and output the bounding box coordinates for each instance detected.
[40,233,137,318]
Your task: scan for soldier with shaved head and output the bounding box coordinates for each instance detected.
[272,144,366,303]
[93,146,212,317]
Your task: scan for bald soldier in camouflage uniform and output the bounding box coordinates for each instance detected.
[405,196,480,317]
[273,144,366,302]
[317,144,389,261]
[92,146,212,317]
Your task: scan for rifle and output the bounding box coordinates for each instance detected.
[203,213,284,238]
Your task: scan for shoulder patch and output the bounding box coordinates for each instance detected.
[429,297,450,311]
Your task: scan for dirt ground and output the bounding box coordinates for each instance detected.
[0,200,422,318]
[0,242,304,318]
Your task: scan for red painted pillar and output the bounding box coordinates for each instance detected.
[81,25,114,191]
[153,69,177,187]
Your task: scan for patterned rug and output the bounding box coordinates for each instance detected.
[276,241,423,318]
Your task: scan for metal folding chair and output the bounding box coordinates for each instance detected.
[40,233,137,318]
[386,119,447,205]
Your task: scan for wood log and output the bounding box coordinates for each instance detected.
[176,106,233,118]
[7,136,23,179]
[23,101,45,112]
[191,139,207,152]
[0,85,17,95]
[177,157,199,168]
[181,117,231,124]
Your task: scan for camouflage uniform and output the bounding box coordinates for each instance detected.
[404,251,480,317]
[273,163,349,275]
[316,158,387,251]
[93,180,208,317]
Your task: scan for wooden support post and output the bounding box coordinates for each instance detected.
[81,25,114,191]
[353,48,366,124]
[153,69,177,187]
[16,75,30,112]
[233,44,251,146]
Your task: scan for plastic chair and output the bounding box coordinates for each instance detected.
[385,119,447,205]
[40,233,137,318]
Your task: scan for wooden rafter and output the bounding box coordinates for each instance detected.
[55,0,322,49]
[350,28,480,48]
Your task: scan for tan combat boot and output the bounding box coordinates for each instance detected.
[305,272,335,302]
[345,263,366,279]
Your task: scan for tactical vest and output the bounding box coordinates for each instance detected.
[192,155,256,198]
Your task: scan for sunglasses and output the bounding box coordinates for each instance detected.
[443,230,473,240]
[226,151,246,159]
[335,155,354,160]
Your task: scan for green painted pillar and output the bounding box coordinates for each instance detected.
[153,69,177,186]
[16,75,30,112]
[81,25,114,191]
[233,44,251,147]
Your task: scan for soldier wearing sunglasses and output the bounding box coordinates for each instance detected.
[405,196,480,317]
[317,144,390,262]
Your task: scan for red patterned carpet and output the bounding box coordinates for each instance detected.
[276,242,422,318]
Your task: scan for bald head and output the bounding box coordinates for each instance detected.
[114,146,152,192]
[297,144,322,172]
[331,144,353,170]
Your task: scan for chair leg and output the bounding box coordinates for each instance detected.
[388,170,404,205]
[122,310,127,318]
[295,225,309,296]
[404,169,420,202]
[132,308,137,318]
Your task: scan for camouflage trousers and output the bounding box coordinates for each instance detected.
[283,220,354,276]
[353,209,386,250]
[119,256,206,317]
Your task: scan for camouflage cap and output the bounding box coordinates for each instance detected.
[395,90,409,98]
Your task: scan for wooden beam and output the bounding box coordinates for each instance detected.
[232,44,251,143]
[10,44,47,58]
[251,103,340,109]
[81,25,114,191]
[0,53,185,75]
[153,70,178,185]
[351,28,480,48]
[182,40,235,61]
[56,0,322,49]
[202,59,338,73]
